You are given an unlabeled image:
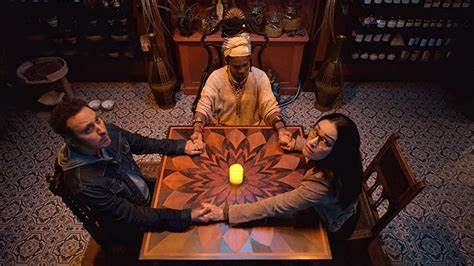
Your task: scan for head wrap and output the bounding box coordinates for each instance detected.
[222,33,251,58]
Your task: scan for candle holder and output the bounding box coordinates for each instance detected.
[229,163,244,185]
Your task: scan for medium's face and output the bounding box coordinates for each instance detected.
[66,107,111,151]
[303,119,338,161]
[228,56,250,82]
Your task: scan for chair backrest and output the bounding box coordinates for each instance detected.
[46,163,109,247]
[360,133,425,238]
[191,12,270,113]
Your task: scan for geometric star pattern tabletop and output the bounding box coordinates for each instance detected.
[140,126,332,260]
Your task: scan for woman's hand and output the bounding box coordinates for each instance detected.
[201,203,225,222]
[281,137,296,151]
[185,140,205,155]
[277,127,292,147]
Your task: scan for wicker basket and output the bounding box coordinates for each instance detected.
[265,24,283,38]
[16,57,68,84]
[150,79,177,109]
[282,17,302,32]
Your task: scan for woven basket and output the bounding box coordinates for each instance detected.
[282,17,302,32]
[265,24,283,38]
[150,79,177,109]
[16,57,68,84]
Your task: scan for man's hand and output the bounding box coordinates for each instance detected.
[202,203,225,222]
[185,140,205,155]
[278,127,292,147]
[191,206,211,223]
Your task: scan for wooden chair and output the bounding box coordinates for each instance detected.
[338,134,426,265]
[46,160,161,264]
[46,163,110,249]
[191,12,269,113]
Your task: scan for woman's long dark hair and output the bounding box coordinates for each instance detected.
[315,113,364,209]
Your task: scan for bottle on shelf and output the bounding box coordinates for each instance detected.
[360,51,370,60]
[423,0,433,8]
[409,50,420,61]
[400,49,410,61]
[441,0,452,6]
[376,17,386,29]
[373,32,383,42]
[387,50,397,61]
[351,50,361,60]
[387,17,397,28]
[396,17,406,28]
[382,32,392,42]
[420,50,431,62]
[452,0,462,7]
[377,49,387,61]
[414,18,423,27]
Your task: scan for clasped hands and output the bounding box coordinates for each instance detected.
[190,203,226,224]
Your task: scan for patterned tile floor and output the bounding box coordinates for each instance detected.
[0,82,472,265]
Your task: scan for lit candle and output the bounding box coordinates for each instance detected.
[229,163,244,185]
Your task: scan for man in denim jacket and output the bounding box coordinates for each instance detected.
[49,99,209,246]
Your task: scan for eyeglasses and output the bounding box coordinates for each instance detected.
[308,128,334,148]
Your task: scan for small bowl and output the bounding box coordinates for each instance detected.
[101,100,115,111]
[88,99,101,110]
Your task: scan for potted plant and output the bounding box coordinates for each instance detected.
[158,0,201,36]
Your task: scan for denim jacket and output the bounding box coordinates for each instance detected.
[56,123,190,243]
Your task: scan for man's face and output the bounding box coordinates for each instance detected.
[66,107,111,152]
[228,56,250,82]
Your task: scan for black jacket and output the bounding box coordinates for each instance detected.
[58,123,190,245]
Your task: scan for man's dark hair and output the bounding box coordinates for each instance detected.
[49,98,88,138]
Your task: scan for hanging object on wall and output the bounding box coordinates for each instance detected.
[216,0,224,21]
[314,35,346,111]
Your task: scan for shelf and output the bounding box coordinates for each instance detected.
[349,5,472,18]
[342,61,446,80]
[342,0,470,80]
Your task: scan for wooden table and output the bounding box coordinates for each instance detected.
[140,126,331,260]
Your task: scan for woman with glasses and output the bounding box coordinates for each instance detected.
[204,113,364,241]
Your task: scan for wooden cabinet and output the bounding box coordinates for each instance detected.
[173,30,309,95]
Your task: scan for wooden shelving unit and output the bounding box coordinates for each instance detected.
[4,0,146,81]
[341,0,472,80]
